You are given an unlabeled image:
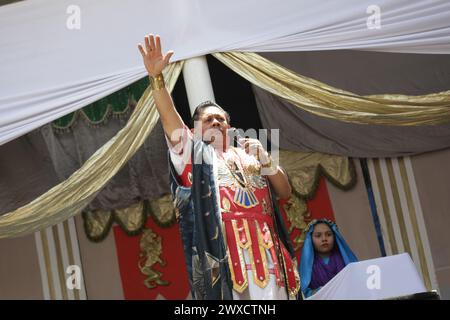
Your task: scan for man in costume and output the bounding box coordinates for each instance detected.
[299,219,358,298]
[138,34,300,300]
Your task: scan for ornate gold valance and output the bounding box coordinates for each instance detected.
[83,195,177,242]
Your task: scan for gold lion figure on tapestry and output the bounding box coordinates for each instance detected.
[138,228,170,289]
[283,193,312,251]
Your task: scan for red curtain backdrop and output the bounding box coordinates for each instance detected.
[114,218,190,300]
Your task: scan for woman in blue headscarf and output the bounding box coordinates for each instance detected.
[299,219,358,298]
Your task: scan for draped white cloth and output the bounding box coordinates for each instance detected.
[1,0,449,145]
[307,253,427,300]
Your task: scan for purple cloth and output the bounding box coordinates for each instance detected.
[309,247,346,289]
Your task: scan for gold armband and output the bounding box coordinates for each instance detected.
[149,73,165,91]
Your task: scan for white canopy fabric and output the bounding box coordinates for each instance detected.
[1,0,450,145]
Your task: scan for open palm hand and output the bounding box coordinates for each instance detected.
[138,34,174,77]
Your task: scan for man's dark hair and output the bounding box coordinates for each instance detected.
[190,100,231,127]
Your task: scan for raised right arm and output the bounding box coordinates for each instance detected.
[138,34,185,145]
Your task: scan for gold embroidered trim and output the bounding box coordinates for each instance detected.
[247,220,270,289]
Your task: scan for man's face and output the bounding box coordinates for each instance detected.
[196,106,230,144]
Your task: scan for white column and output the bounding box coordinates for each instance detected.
[182,56,215,115]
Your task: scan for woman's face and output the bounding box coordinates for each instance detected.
[312,223,335,255]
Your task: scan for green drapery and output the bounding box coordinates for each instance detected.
[52,77,149,130]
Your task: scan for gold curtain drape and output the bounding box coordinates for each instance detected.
[0,62,184,239]
[212,52,450,126]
